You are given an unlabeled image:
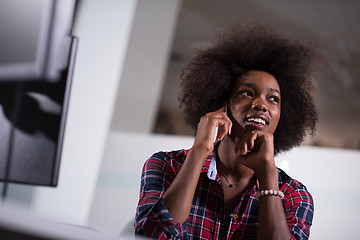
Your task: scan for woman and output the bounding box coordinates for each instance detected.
[135,22,320,239]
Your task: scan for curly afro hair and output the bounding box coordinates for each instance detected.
[178,22,321,154]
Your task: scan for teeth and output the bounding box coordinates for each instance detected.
[247,117,266,125]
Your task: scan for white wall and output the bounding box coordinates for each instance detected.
[89,131,193,234]
[89,0,182,232]
[90,131,360,239]
[110,0,181,133]
[276,147,360,240]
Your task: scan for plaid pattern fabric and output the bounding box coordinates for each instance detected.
[135,149,313,239]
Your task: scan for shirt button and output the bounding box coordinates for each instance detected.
[233,214,238,219]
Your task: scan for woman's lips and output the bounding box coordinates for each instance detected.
[245,117,266,125]
[244,114,269,126]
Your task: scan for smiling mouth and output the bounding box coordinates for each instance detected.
[245,117,267,126]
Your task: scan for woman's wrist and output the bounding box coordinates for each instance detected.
[255,164,279,190]
[191,142,214,157]
[188,144,213,166]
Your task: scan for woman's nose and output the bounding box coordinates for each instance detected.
[252,99,268,112]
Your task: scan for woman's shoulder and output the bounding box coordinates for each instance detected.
[144,149,190,172]
[150,149,189,161]
[277,168,311,195]
[277,168,314,215]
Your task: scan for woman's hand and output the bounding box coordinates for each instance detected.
[192,107,232,155]
[163,107,232,224]
[234,130,277,179]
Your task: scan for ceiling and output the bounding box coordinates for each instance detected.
[154,0,360,150]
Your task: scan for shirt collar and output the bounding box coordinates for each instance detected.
[199,147,218,180]
[206,152,218,180]
[198,146,265,190]
[200,148,260,190]
[200,151,214,173]
[201,142,220,174]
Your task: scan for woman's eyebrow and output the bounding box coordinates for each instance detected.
[238,83,280,94]
[238,83,256,88]
[269,88,280,94]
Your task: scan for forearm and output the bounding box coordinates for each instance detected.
[163,146,210,223]
[257,166,291,240]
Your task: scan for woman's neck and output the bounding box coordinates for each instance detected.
[216,136,254,182]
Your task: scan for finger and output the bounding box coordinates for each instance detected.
[206,108,228,120]
[217,106,226,113]
[198,115,227,142]
[206,106,226,116]
[234,136,242,154]
[215,118,232,141]
[208,109,233,135]
[222,112,233,135]
[242,141,248,155]
[248,131,257,150]
[239,131,257,155]
[205,112,232,140]
[202,107,232,142]
[237,134,249,155]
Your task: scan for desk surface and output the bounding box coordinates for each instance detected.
[0,201,139,239]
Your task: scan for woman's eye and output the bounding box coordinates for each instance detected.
[269,96,279,103]
[239,90,253,97]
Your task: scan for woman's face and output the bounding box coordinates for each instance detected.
[227,70,281,135]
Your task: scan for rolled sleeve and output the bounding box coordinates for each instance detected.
[282,183,314,240]
[135,152,185,239]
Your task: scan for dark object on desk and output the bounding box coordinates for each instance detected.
[0,228,52,240]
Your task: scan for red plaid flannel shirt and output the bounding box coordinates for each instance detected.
[135,149,313,239]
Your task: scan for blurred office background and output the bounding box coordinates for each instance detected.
[1,0,359,239]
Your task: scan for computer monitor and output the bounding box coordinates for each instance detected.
[0,0,78,187]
